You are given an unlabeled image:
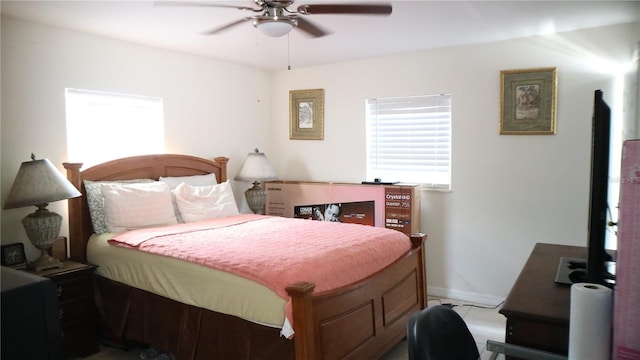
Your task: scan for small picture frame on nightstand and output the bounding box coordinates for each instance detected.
[1,242,28,269]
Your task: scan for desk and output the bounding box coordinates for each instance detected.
[499,243,586,355]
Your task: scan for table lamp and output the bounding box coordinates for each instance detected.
[235,148,278,214]
[3,154,82,271]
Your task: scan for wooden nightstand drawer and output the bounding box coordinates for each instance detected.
[61,321,95,347]
[59,298,92,324]
[55,277,93,302]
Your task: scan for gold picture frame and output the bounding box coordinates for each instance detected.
[500,67,557,135]
[290,89,324,140]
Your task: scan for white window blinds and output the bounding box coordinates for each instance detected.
[366,94,451,190]
[65,88,164,168]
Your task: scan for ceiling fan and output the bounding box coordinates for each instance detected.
[156,0,392,38]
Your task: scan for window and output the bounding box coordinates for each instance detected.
[65,88,164,168]
[366,94,451,190]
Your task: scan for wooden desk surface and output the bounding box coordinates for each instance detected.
[500,243,587,325]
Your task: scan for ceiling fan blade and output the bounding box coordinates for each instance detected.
[201,17,254,35]
[154,1,260,12]
[297,3,392,15]
[295,17,330,38]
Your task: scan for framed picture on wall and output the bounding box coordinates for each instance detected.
[290,89,324,140]
[500,67,557,135]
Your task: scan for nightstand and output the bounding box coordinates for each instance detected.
[27,260,99,358]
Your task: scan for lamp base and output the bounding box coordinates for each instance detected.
[22,206,65,272]
[29,251,64,272]
[245,181,266,215]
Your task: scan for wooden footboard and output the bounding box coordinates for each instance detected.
[287,233,426,360]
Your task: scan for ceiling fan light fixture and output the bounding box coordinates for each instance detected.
[253,17,297,37]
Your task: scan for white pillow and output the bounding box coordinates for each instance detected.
[100,182,178,233]
[159,173,218,222]
[174,181,240,223]
[84,179,155,234]
[159,173,217,190]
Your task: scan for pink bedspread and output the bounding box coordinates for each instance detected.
[109,214,412,330]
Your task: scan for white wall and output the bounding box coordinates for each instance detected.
[2,16,638,303]
[270,23,639,303]
[1,17,272,259]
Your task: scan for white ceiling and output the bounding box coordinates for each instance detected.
[2,1,639,71]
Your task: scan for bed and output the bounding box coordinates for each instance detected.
[63,154,427,360]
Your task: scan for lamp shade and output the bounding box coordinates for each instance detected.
[235,148,278,182]
[4,156,81,209]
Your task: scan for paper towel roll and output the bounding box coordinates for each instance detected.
[569,283,613,360]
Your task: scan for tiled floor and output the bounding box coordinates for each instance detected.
[81,297,506,360]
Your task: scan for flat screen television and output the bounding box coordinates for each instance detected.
[555,89,615,287]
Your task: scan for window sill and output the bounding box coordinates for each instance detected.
[419,185,451,193]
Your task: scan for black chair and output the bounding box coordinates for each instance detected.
[407,305,479,360]
[407,305,568,360]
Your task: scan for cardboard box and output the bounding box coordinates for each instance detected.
[265,181,421,236]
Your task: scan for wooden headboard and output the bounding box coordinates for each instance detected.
[63,154,229,263]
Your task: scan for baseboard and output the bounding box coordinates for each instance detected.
[427,286,505,307]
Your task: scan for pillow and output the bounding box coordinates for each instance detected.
[84,179,155,234]
[100,182,178,233]
[160,173,218,222]
[159,173,217,190]
[174,181,240,223]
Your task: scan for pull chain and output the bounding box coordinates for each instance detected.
[287,32,291,70]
